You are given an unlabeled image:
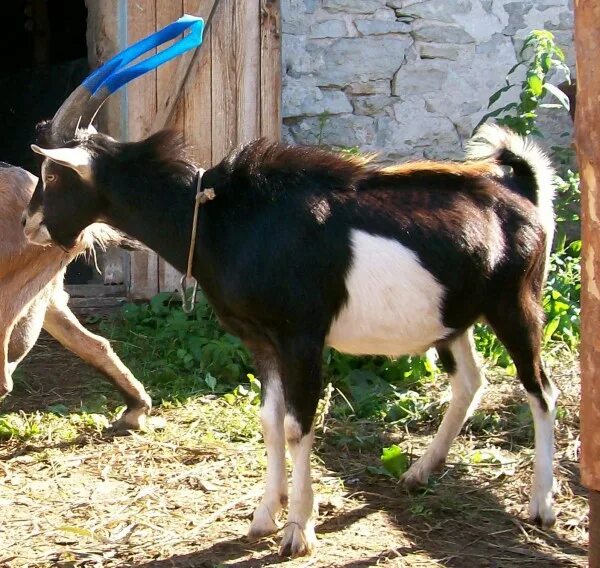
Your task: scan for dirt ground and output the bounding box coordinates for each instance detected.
[0,334,588,567]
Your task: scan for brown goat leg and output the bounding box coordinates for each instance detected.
[43,297,152,430]
[0,332,13,398]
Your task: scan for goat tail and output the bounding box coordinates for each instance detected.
[466,123,555,253]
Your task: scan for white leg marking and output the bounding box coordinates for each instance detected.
[248,376,287,540]
[403,330,485,488]
[280,415,317,557]
[527,389,558,527]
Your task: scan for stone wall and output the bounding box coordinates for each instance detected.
[282,0,574,162]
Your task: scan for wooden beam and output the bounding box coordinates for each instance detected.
[156,0,186,293]
[211,0,237,161]
[127,0,159,299]
[260,0,281,140]
[184,0,215,166]
[154,0,219,131]
[236,0,261,145]
[575,0,600,564]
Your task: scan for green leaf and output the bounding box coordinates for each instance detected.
[544,317,561,342]
[506,61,524,76]
[150,292,174,314]
[47,404,69,416]
[205,373,217,391]
[543,82,571,111]
[527,74,543,97]
[380,444,409,478]
[488,84,514,107]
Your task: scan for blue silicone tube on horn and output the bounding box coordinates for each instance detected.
[82,14,204,97]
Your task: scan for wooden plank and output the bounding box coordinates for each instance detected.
[154,0,210,130]
[156,0,185,133]
[86,0,123,137]
[184,0,214,165]
[156,0,185,293]
[211,0,237,161]
[69,297,128,309]
[156,0,216,294]
[127,0,159,299]
[260,0,281,140]
[576,2,600,563]
[236,0,261,144]
[85,1,128,288]
[65,284,127,298]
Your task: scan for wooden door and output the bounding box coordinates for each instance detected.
[87,0,281,298]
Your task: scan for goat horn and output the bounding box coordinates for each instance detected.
[50,15,205,141]
[49,85,95,144]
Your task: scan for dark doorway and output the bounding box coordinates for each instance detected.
[0,0,98,285]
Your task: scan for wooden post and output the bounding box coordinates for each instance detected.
[575,1,600,566]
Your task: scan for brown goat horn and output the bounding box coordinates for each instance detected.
[49,85,95,145]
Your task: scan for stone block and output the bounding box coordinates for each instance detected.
[389,0,472,23]
[351,95,395,115]
[392,64,448,96]
[417,42,460,60]
[355,20,411,35]
[283,34,324,77]
[309,19,349,38]
[412,22,475,44]
[313,36,412,86]
[322,0,383,14]
[283,80,353,117]
[287,114,376,146]
[345,80,391,95]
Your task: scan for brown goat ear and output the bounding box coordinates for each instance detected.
[31,144,92,181]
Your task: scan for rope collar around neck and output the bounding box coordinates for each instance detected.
[180,167,215,313]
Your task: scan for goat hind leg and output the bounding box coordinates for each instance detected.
[403,329,485,489]
[486,299,557,528]
[43,298,151,430]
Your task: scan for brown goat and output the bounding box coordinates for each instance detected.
[0,163,151,430]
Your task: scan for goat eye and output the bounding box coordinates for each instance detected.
[46,174,56,183]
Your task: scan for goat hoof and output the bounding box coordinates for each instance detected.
[529,497,556,529]
[531,513,556,529]
[248,503,280,541]
[279,522,316,558]
[401,467,430,491]
[110,405,151,432]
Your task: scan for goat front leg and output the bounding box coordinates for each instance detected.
[277,336,322,558]
[0,332,13,398]
[248,351,288,540]
[43,295,152,430]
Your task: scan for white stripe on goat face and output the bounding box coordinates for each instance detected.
[23,160,66,246]
[327,229,452,356]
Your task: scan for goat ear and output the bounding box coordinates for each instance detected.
[30,144,92,180]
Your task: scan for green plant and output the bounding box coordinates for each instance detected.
[478,30,571,136]
[102,291,253,402]
[544,239,581,348]
[475,28,580,352]
[380,444,409,478]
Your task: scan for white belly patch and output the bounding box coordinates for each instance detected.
[326,229,453,356]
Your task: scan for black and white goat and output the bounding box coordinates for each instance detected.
[25,93,557,556]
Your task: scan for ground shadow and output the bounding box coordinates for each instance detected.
[2,335,588,566]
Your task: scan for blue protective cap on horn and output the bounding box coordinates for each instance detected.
[82,14,204,97]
